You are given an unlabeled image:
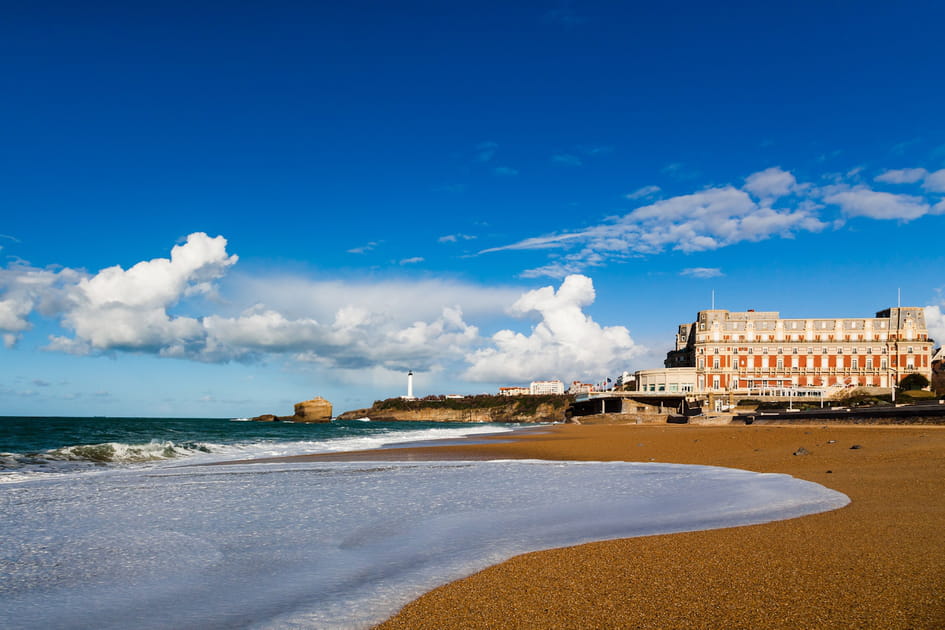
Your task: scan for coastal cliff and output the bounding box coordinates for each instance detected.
[336,394,571,423]
[252,396,333,423]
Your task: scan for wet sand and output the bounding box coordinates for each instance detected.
[345,423,945,629]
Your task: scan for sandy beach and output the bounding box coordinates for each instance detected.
[304,422,945,629]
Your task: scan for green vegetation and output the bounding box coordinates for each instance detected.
[898,373,930,391]
[372,394,572,414]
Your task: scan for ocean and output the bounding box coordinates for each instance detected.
[0,416,850,629]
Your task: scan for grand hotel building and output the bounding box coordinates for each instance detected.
[659,307,934,393]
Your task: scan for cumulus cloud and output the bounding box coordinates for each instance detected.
[57,233,237,353]
[0,234,538,377]
[743,167,798,199]
[680,267,723,279]
[493,166,519,176]
[399,257,424,265]
[0,263,84,346]
[464,275,643,383]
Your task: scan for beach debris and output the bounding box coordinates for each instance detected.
[827,440,837,444]
[850,444,863,450]
[793,447,811,456]
[826,470,833,473]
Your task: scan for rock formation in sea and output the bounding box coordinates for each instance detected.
[252,396,333,423]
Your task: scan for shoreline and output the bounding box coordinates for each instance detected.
[359,423,945,629]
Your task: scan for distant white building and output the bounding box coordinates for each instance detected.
[530,380,565,395]
[614,371,635,390]
[498,386,530,397]
[567,381,594,394]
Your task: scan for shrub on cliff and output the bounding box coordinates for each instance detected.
[372,394,571,414]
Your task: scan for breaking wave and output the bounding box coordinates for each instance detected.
[0,422,518,482]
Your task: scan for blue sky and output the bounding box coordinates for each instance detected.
[2,1,944,417]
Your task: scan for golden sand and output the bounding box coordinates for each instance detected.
[359,424,945,629]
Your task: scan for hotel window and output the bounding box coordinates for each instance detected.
[714,347,719,354]
[777,347,783,354]
[712,376,720,389]
[907,346,914,354]
[792,357,799,368]
[851,358,859,369]
[881,347,888,354]
[698,358,705,369]
[807,347,813,354]
[881,358,888,369]
[748,347,753,354]
[837,347,843,354]
[763,347,769,355]
[866,358,873,369]
[907,359,915,370]
[852,347,858,354]
[713,358,720,369]
[867,347,873,354]
[776,359,784,369]
[792,347,798,354]
[822,347,828,354]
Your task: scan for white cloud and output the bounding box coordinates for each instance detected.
[0,264,83,345]
[399,257,424,265]
[347,241,380,254]
[482,162,945,278]
[626,185,661,199]
[680,267,723,279]
[743,167,797,199]
[438,233,476,243]
[824,188,930,221]
[926,305,945,347]
[875,168,928,184]
[493,166,518,176]
[55,233,237,353]
[924,169,945,193]
[464,275,643,383]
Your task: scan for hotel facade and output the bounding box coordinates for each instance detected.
[660,307,934,393]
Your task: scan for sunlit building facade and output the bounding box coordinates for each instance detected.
[665,307,934,392]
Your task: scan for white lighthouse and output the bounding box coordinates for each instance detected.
[406,370,414,399]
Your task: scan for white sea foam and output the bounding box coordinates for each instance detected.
[0,423,517,482]
[0,459,849,629]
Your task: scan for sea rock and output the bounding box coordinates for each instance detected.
[251,396,333,423]
[793,447,811,456]
[850,444,862,450]
[293,397,333,423]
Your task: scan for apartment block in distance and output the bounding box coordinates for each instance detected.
[530,379,565,395]
[665,307,934,392]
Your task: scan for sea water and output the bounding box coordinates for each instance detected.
[0,418,850,629]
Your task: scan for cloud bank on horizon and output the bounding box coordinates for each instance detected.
[0,233,638,385]
[480,165,945,279]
